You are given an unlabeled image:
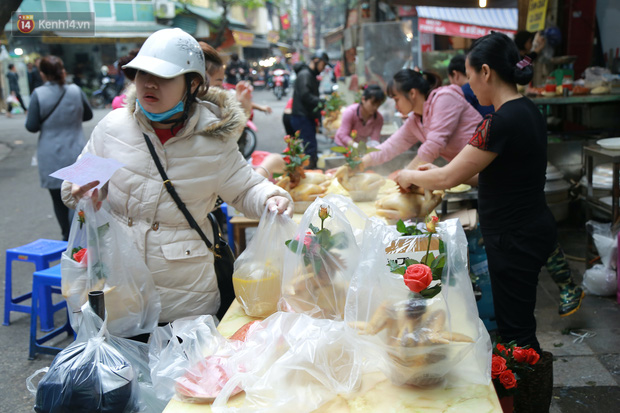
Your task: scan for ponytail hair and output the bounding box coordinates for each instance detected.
[467,32,533,86]
[387,68,440,100]
[362,84,386,104]
[39,55,66,86]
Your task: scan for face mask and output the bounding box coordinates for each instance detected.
[137,99,184,122]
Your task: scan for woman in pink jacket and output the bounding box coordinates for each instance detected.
[362,69,482,170]
[334,85,385,147]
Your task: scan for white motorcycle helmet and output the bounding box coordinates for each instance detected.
[123,28,205,82]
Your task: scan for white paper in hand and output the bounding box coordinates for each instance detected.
[50,153,125,189]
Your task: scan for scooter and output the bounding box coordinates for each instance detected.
[221,81,258,159]
[272,69,288,100]
[90,76,117,109]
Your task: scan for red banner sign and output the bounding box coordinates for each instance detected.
[418,18,515,39]
[280,13,290,30]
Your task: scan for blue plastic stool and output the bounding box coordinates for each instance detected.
[4,239,67,331]
[219,203,236,255]
[29,265,74,359]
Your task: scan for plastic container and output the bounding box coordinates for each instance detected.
[545,76,557,93]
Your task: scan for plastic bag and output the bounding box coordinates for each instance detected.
[149,312,369,412]
[583,264,618,296]
[149,315,234,405]
[211,312,368,413]
[586,220,617,269]
[27,305,141,413]
[61,197,161,338]
[345,218,491,387]
[280,195,363,320]
[232,206,297,317]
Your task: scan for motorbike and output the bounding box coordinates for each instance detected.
[221,81,258,159]
[271,69,289,100]
[90,76,117,109]
[238,119,258,160]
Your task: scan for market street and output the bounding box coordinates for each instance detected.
[1,89,619,412]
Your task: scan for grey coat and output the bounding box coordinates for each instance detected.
[25,82,93,188]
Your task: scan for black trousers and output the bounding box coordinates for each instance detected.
[483,208,557,354]
[49,189,71,241]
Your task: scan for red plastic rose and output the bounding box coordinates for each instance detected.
[496,343,507,353]
[73,248,88,264]
[499,369,517,389]
[403,264,433,293]
[491,354,507,379]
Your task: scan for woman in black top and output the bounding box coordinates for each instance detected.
[395,33,555,410]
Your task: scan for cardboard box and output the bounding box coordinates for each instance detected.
[385,235,441,266]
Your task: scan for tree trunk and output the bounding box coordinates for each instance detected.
[0,0,24,36]
[213,1,230,49]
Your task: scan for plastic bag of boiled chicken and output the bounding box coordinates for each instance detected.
[148,313,370,413]
[345,218,491,387]
[279,195,363,320]
[232,205,297,317]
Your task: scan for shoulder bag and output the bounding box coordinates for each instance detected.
[40,85,67,124]
[142,134,236,321]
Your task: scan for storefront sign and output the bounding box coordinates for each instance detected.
[267,30,279,44]
[232,30,254,47]
[526,0,548,32]
[418,18,515,40]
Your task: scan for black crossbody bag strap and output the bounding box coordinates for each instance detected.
[142,133,221,256]
[40,86,68,124]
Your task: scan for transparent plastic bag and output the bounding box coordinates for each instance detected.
[232,206,297,317]
[27,305,141,413]
[583,264,618,296]
[345,218,491,387]
[280,195,362,320]
[148,315,236,405]
[586,220,617,269]
[61,197,161,337]
[212,312,368,413]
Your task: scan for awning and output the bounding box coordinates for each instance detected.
[184,4,249,30]
[416,6,517,39]
[245,35,270,49]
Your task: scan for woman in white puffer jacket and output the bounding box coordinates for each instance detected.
[61,28,292,325]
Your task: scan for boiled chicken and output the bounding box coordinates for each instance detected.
[276,172,332,213]
[375,189,443,222]
[333,165,385,202]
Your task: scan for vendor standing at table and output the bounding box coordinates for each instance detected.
[334,85,385,147]
[395,32,554,411]
[361,69,482,170]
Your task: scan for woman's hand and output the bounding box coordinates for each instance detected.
[71,180,103,211]
[266,196,292,217]
[360,154,372,170]
[416,163,438,172]
[395,170,418,192]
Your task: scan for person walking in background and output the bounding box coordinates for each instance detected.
[25,56,93,241]
[225,53,248,85]
[27,59,43,95]
[334,84,385,148]
[7,63,28,115]
[291,50,329,169]
[395,32,555,412]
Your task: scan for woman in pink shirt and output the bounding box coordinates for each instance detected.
[334,85,385,147]
[362,69,482,170]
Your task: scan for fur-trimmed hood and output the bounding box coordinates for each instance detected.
[125,85,246,141]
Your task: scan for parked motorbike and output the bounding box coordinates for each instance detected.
[221,81,258,159]
[238,120,258,160]
[271,69,289,100]
[89,76,117,109]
